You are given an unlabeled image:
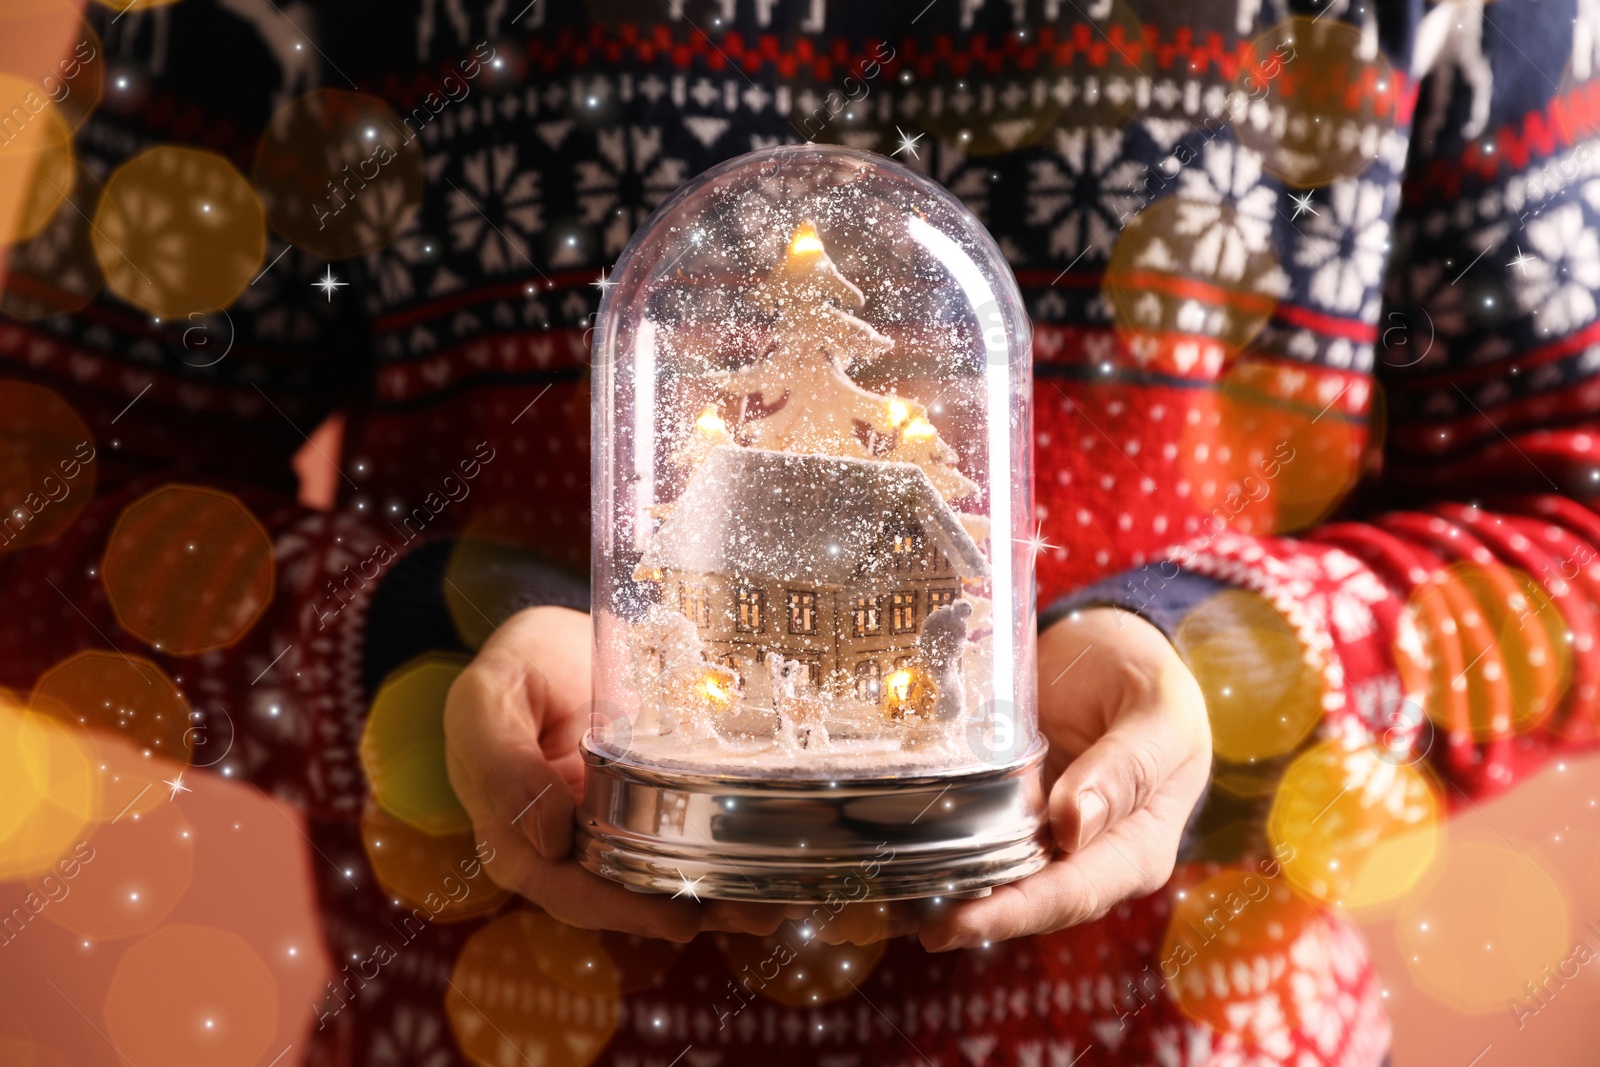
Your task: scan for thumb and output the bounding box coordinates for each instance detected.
[1047,711,1175,854]
[483,741,576,861]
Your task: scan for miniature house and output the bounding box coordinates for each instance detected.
[639,446,989,711]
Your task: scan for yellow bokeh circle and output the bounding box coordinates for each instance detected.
[1175,589,1324,766]
[1105,195,1280,356]
[0,701,99,881]
[0,72,74,246]
[360,653,473,835]
[1267,737,1442,912]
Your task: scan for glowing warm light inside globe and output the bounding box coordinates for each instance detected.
[695,406,727,436]
[788,222,824,257]
[699,675,734,705]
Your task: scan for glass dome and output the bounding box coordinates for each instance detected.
[590,143,1034,782]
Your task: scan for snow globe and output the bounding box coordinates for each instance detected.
[579,144,1046,902]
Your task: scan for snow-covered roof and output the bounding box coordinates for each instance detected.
[642,447,988,586]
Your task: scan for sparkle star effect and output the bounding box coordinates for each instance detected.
[312,266,348,302]
[671,868,704,902]
[1289,191,1319,220]
[892,126,924,160]
[1014,520,1061,559]
[164,773,192,801]
[592,268,617,295]
[1507,246,1535,275]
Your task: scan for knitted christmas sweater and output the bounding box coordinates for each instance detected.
[2,1,1595,1065]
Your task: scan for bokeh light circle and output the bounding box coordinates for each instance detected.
[1183,366,1368,536]
[1160,864,1323,1034]
[1175,589,1324,765]
[360,802,508,922]
[0,159,105,321]
[104,924,278,1067]
[1395,840,1571,1014]
[0,5,103,130]
[92,146,266,317]
[445,910,619,1067]
[1405,561,1571,742]
[0,382,95,553]
[1105,195,1281,355]
[0,701,46,864]
[36,794,195,940]
[32,648,193,761]
[360,653,473,835]
[0,72,74,246]
[1234,17,1398,188]
[1267,738,1442,912]
[714,928,887,1008]
[0,702,98,881]
[252,89,425,258]
[101,484,275,655]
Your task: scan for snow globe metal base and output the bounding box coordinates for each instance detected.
[575,737,1050,903]
[581,144,1044,903]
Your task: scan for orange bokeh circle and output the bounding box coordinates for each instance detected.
[715,928,887,1008]
[104,924,278,1067]
[1234,17,1398,189]
[0,382,96,553]
[0,72,74,246]
[252,89,425,259]
[101,484,274,655]
[360,802,509,923]
[445,910,620,1067]
[92,146,266,317]
[0,4,103,131]
[1160,863,1322,1034]
[36,794,195,941]
[32,648,193,760]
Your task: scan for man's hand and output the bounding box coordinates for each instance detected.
[444,605,786,941]
[918,606,1212,951]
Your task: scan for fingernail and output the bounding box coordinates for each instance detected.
[1074,790,1108,851]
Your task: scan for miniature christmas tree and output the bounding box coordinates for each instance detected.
[726,222,979,505]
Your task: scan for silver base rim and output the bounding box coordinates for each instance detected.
[575,739,1051,902]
